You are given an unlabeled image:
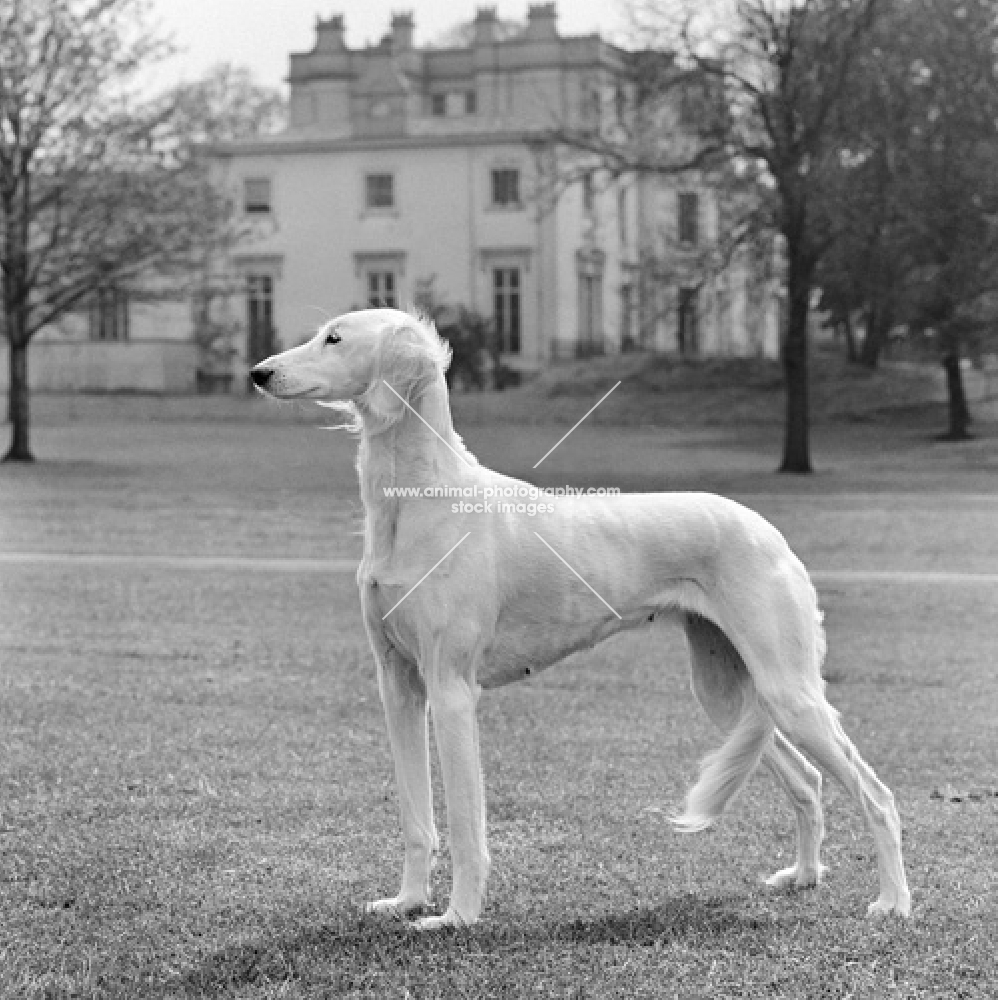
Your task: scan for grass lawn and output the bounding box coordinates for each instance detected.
[0,398,996,998]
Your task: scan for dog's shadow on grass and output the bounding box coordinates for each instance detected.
[181,894,780,995]
[537,893,778,945]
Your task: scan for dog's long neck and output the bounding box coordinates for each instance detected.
[357,373,474,563]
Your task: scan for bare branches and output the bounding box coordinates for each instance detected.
[1,3,284,353]
[544,0,888,470]
[2,1,168,177]
[0,2,273,457]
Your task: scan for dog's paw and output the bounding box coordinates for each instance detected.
[364,896,428,919]
[867,892,912,919]
[764,863,827,890]
[410,907,471,932]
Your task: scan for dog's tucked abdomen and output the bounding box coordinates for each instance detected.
[475,491,809,691]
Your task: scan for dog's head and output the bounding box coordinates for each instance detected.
[250,308,451,423]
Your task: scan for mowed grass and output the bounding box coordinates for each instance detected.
[0,404,996,998]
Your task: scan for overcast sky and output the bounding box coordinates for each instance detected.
[150,1,629,91]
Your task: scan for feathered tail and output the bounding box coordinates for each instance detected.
[671,694,774,834]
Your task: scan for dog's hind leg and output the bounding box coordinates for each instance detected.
[366,648,439,918]
[726,583,911,918]
[684,615,825,888]
[766,694,910,917]
[761,733,826,888]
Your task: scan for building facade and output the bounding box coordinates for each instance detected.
[211,4,781,389]
[0,289,196,394]
[7,4,780,396]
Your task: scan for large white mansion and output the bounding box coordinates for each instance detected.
[8,5,781,394]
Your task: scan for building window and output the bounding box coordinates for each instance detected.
[491,168,520,208]
[620,283,635,349]
[578,272,604,356]
[368,271,398,308]
[365,173,395,209]
[615,83,627,124]
[583,172,596,214]
[493,267,521,353]
[89,286,129,341]
[617,186,629,246]
[585,83,601,123]
[243,178,272,214]
[465,90,477,115]
[678,192,699,246]
[678,286,699,355]
[246,275,275,365]
[431,93,446,117]
[576,250,605,356]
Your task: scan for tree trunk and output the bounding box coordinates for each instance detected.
[842,315,859,363]
[860,300,892,368]
[4,338,33,461]
[3,177,34,462]
[780,250,813,473]
[940,349,971,441]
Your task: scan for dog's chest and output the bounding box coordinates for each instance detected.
[361,574,421,658]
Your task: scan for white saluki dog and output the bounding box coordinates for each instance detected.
[251,308,911,930]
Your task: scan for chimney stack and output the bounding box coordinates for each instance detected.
[474,7,499,45]
[314,14,346,51]
[391,11,415,51]
[525,3,558,40]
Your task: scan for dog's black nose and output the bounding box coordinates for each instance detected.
[250,367,273,388]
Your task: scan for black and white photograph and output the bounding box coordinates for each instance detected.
[1,0,995,995]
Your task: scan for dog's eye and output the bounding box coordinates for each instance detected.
[325,331,341,346]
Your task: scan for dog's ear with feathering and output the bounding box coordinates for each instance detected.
[362,319,449,424]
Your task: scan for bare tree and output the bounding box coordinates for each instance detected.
[814,32,911,372]
[159,62,286,147]
[547,0,884,472]
[700,1,891,470]
[0,0,234,461]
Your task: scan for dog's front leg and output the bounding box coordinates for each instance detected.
[413,676,489,930]
[366,649,438,918]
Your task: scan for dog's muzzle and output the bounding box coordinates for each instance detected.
[250,366,273,390]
